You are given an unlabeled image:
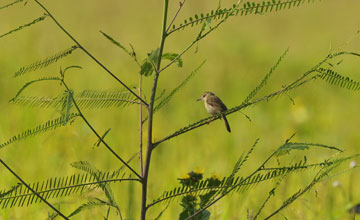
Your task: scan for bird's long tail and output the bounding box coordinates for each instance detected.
[222,115,231,133]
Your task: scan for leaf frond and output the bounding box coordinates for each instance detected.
[154,60,205,112]
[9,76,61,102]
[0,113,79,149]
[10,89,139,109]
[275,142,342,157]
[0,0,24,10]
[68,199,108,218]
[0,170,134,209]
[13,45,79,77]
[148,157,328,208]
[169,0,320,34]
[0,14,48,39]
[243,48,289,103]
[317,68,360,91]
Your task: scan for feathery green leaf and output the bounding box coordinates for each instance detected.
[243,48,289,103]
[10,89,138,109]
[0,0,24,10]
[0,14,48,39]
[0,113,79,149]
[13,46,79,77]
[317,68,360,91]
[154,60,205,112]
[9,77,61,102]
[170,0,319,34]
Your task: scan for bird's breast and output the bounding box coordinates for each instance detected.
[205,102,221,115]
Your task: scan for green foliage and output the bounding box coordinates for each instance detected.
[223,138,259,194]
[154,60,205,113]
[243,48,289,103]
[0,113,79,149]
[67,199,109,218]
[9,77,61,102]
[162,53,183,67]
[100,31,132,55]
[317,67,360,90]
[0,166,131,209]
[0,0,25,11]
[10,89,138,109]
[177,170,217,220]
[13,45,79,77]
[169,0,320,34]
[0,14,48,39]
[149,143,345,210]
[71,161,122,215]
[275,142,343,157]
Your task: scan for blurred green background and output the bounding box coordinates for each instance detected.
[1,0,360,219]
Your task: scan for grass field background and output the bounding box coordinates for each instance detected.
[1,0,360,219]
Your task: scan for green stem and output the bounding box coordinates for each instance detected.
[141,0,169,219]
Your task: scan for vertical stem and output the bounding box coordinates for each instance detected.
[141,0,169,219]
[139,75,144,177]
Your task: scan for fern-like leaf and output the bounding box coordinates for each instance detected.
[9,77,61,102]
[154,60,205,112]
[0,0,24,10]
[0,113,79,149]
[317,68,360,90]
[275,142,342,157]
[0,169,132,209]
[169,0,320,34]
[0,14,48,39]
[13,45,79,77]
[10,89,138,109]
[243,48,289,103]
[71,161,121,213]
[68,199,108,218]
[149,155,348,208]
[223,138,259,193]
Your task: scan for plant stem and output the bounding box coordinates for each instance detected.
[61,80,142,180]
[141,0,169,219]
[0,159,70,220]
[139,75,144,177]
[33,0,148,107]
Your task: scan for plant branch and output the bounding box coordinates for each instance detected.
[61,80,142,180]
[33,0,148,107]
[0,159,70,220]
[139,75,144,177]
[165,0,186,34]
[154,50,359,147]
[141,1,169,219]
[159,15,227,73]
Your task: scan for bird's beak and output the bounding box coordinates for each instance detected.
[196,98,202,101]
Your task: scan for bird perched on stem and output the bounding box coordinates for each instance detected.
[197,92,231,133]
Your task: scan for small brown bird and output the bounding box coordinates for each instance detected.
[197,92,231,133]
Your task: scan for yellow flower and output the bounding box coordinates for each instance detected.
[182,174,190,179]
[193,167,204,175]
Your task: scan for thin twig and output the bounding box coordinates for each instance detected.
[0,159,70,220]
[159,16,227,74]
[33,0,148,107]
[165,0,186,34]
[139,75,144,177]
[61,80,142,180]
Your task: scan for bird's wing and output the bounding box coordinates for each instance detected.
[207,95,228,111]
